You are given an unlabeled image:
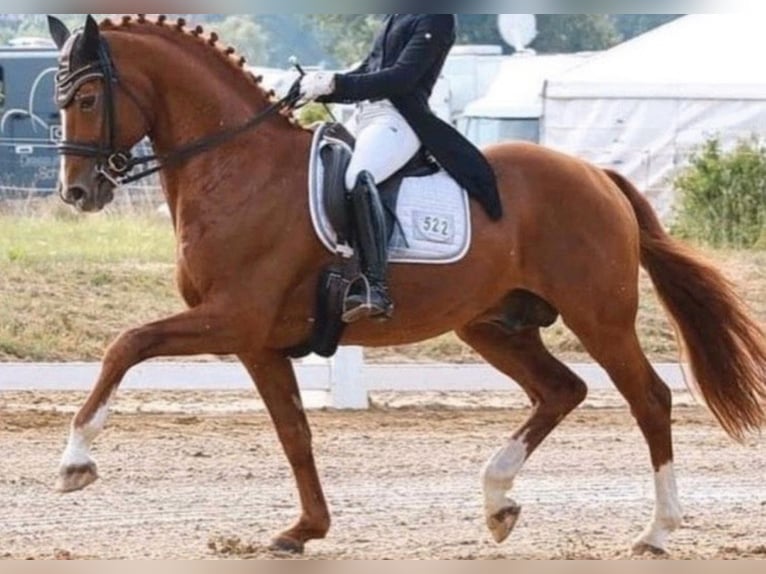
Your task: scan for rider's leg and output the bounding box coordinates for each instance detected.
[343,104,420,323]
[342,171,393,323]
[344,104,420,191]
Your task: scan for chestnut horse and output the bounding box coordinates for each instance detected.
[48,15,766,556]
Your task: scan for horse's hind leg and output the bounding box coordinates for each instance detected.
[456,323,588,544]
[571,319,682,555]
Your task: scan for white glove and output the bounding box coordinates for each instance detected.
[300,71,336,102]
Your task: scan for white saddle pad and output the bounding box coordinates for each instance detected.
[308,129,472,265]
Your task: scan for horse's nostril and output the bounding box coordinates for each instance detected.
[67,186,87,203]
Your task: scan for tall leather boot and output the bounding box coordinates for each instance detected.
[342,171,394,324]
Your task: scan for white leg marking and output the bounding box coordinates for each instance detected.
[61,403,110,468]
[483,432,530,518]
[58,108,68,189]
[634,463,683,552]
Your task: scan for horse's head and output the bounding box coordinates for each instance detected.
[48,15,149,212]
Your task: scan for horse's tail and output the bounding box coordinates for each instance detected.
[605,168,766,440]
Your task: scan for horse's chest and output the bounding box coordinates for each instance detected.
[174,230,222,299]
[175,261,202,308]
[176,214,229,264]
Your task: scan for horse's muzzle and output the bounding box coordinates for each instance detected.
[59,180,115,212]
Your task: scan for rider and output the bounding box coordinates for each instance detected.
[299,14,501,324]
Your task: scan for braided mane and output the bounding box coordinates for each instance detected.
[100,14,302,126]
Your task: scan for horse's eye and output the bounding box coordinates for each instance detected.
[78,95,97,111]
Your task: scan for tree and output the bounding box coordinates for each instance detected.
[455,15,679,53]
[304,15,506,63]
[1,14,679,67]
[212,16,267,64]
[532,15,620,53]
[613,15,683,41]
[0,14,205,41]
[303,14,622,61]
[455,15,503,46]
[302,14,383,67]
[254,14,328,68]
[672,137,766,248]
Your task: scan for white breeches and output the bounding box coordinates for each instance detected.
[345,100,421,191]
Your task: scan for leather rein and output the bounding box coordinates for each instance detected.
[55,36,303,186]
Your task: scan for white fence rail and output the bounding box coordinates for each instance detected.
[0,347,690,409]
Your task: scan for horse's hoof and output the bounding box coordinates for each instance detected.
[632,541,669,558]
[487,503,522,544]
[56,462,99,493]
[269,536,305,556]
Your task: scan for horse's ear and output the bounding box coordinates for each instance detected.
[80,14,101,60]
[47,15,70,50]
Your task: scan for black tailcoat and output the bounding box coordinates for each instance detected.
[321,14,502,221]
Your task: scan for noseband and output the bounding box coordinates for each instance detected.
[55,33,303,186]
[55,36,135,186]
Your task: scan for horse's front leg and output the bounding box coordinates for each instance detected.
[57,305,243,493]
[239,350,330,555]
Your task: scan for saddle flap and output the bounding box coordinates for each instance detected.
[309,123,355,250]
[320,143,352,239]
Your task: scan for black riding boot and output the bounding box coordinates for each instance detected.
[342,171,394,324]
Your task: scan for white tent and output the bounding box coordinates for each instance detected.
[543,14,766,219]
[460,52,594,147]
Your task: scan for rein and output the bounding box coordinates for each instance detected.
[114,92,300,186]
[56,35,302,186]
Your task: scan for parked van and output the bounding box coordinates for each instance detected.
[0,46,60,195]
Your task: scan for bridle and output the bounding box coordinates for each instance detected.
[55,33,303,186]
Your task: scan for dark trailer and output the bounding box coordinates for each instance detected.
[0,46,60,196]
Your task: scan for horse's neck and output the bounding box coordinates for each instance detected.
[149,76,261,155]
[127,38,306,212]
[145,61,277,165]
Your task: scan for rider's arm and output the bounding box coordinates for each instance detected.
[322,15,455,103]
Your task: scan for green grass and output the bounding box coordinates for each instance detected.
[0,215,764,363]
[0,214,175,264]
[0,214,180,361]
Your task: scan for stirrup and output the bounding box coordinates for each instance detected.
[342,276,393,324]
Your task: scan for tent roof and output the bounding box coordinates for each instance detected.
[464,52,593,118]
[547,15,766,100]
